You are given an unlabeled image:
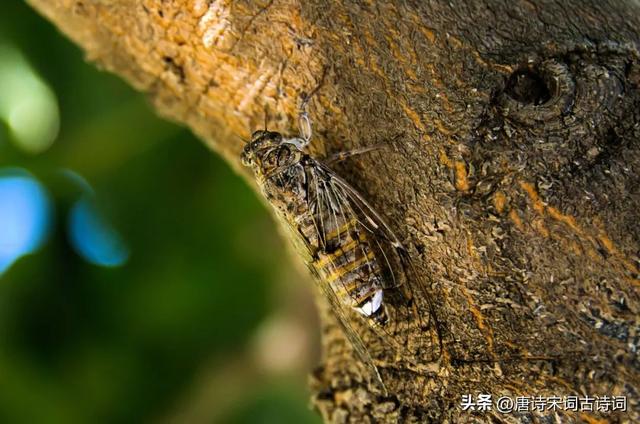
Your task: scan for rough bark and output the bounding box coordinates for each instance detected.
[26,0,640,422]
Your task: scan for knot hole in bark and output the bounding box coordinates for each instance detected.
[498,60,575,126]
[504,69,551,106]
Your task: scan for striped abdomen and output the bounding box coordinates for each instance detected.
[308,216,387,324]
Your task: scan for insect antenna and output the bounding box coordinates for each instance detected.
[261,101,272,132]
[263,105,269,132]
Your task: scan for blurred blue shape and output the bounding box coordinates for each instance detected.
[68,196,130,267]
[0,169,52,274]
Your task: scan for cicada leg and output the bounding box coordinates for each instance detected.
[325,145,385,165]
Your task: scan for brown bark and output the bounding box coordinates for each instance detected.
[26,0,640,422]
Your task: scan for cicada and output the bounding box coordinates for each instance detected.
[241,114,442,392]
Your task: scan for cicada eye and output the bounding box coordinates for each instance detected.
[241,148,253,166]
[251,130,267,142]
[272,132,283,144]
[241,146,254,166]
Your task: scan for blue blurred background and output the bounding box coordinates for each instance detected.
[0,2,321,423]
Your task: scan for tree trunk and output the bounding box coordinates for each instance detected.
[26,0,640,422]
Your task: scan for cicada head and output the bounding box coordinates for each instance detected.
[241,130,303,181]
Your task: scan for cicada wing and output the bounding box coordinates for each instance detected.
[272,169,386,392]
[307,265,387,394]
[315,161,443,364]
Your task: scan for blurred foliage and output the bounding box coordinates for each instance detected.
[0,1,321,423]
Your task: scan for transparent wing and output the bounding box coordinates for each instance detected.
[309,160,442,364]
[306,264,387,394]
[266,163,387,391]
